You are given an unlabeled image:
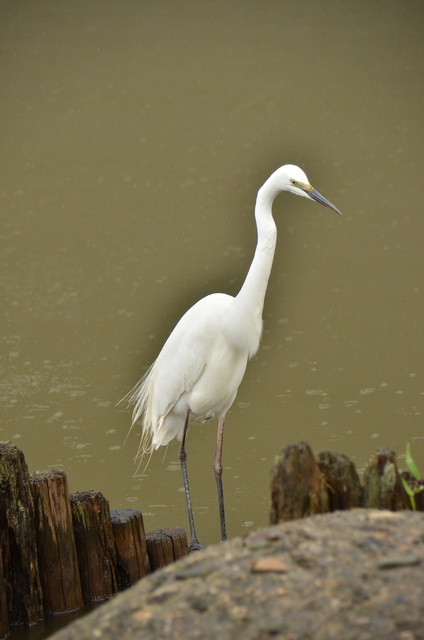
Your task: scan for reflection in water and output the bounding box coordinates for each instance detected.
[0,1,423,551]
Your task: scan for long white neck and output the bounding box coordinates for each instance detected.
[235,173,281,318]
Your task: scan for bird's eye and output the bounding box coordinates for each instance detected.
[290,179,297,186]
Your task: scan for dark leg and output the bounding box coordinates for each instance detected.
[179,410,205,551]
[214,416,227,542]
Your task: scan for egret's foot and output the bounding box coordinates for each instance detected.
[189,539,206,552]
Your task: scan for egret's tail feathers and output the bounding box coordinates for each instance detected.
[121,363,156,462]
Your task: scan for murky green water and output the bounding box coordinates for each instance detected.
[1,0,423,562]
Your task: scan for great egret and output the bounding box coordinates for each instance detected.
[124,164,341,550]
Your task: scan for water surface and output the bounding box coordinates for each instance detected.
[1,0,423,547]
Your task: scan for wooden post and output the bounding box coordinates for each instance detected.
[363,447,410,510]
[317,450,363,510]
[0,442,44,629]
[270,441,329,523]
[70,491,118,606]
[30,470,84,615]
[401,471,424,511]
[111,509,151,589]
[0,543,9,639]
[145,527,188,571]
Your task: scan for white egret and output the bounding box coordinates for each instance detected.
[124,164,341,550]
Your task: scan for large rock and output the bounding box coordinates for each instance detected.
[51,509,424,640]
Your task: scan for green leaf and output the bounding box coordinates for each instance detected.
[405,442,422,481]
[401,475,414,497]
[401,477,416,510]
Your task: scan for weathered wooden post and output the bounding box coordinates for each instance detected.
[70,491,118,606]
[401,470,424,511]
[317,450,363,510]
[145,527,189,571]
[0,442,44,630]
[0,542,9,638]
[270,441,329,523]
[111,509,151,589]
[363,447,410,510]
[0,443,194,636]
[30,470,84,615]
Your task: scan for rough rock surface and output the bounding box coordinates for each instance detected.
[50,509,424,640]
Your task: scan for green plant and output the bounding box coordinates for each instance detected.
[401,442,424,511]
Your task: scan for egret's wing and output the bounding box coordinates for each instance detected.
[152,293,231,420]
[125,293,233,457]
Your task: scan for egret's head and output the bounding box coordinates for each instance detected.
[274,164,342,216]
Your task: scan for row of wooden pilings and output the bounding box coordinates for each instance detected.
[0,442,188,639]
[1,440,422,638]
